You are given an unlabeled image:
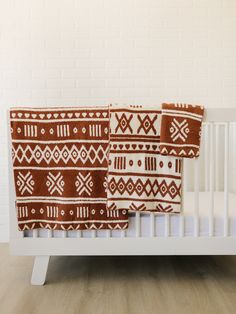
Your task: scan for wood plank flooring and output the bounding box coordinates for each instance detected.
[0,243,236,314]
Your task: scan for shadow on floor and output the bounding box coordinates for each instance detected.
[47,254,236,288]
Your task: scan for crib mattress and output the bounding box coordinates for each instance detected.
[24,192,236,238]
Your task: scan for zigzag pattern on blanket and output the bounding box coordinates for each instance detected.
[107,104,182,214]
[10,106,128,231]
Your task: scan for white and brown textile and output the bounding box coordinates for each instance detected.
[10,106,128,231]
[10,104,204,231]
[160,103,204,158]
[107,104,182,213]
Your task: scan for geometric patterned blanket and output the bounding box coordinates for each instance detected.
[10,104,203,231]
[160,103,204,158]
[10,106,128,231]
[107,104,182,213]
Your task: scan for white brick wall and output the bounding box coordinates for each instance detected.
[1,0,236,241]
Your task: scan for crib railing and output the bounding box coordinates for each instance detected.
[183,122,230,238]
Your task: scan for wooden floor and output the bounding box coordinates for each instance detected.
[0,244,236,314]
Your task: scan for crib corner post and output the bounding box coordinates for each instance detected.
[31,255,50,286]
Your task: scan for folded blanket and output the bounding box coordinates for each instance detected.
[107,104,182,213]
[10,106,128,231]
[160,103,204,158]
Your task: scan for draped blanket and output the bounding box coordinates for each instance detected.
[10,106,128,231]
[107,104,182,213]
[160,103,204,158]
[10,104,203,231]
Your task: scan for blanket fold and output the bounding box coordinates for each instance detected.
[10,106,128,231]
[160,103,204,158]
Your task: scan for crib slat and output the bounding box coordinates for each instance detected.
[91,230,96,238]
[150,213,155,237]
[179,159,187,237]
[62,230,67,238]
[179,214,184,237]
[194,158,200,237]
[76,230,82,238]
[106,230,111,238]
[33,229,39,238]
[209,123,214,237]
[165,214,169,237]
[224,123,229,237]
[121,229,126,237]
[135,212,140,237]
[215,124,220,191]
[204,123,209,191]
[47,229,53,238]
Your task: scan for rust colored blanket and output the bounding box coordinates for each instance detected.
[160,103,204,158]
[107,104,182,213]
[10,106,128,231]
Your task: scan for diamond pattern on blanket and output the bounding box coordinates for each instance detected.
[10,106,128,231]
[160,103,204,158]
[107,104,182,214]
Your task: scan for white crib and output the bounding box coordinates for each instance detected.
[8,108,236,285]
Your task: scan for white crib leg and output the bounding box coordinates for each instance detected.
[31,256,50,286]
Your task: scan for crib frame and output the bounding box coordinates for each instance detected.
[8,108,236,285]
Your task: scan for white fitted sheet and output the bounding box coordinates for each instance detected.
[24,192,236,238]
